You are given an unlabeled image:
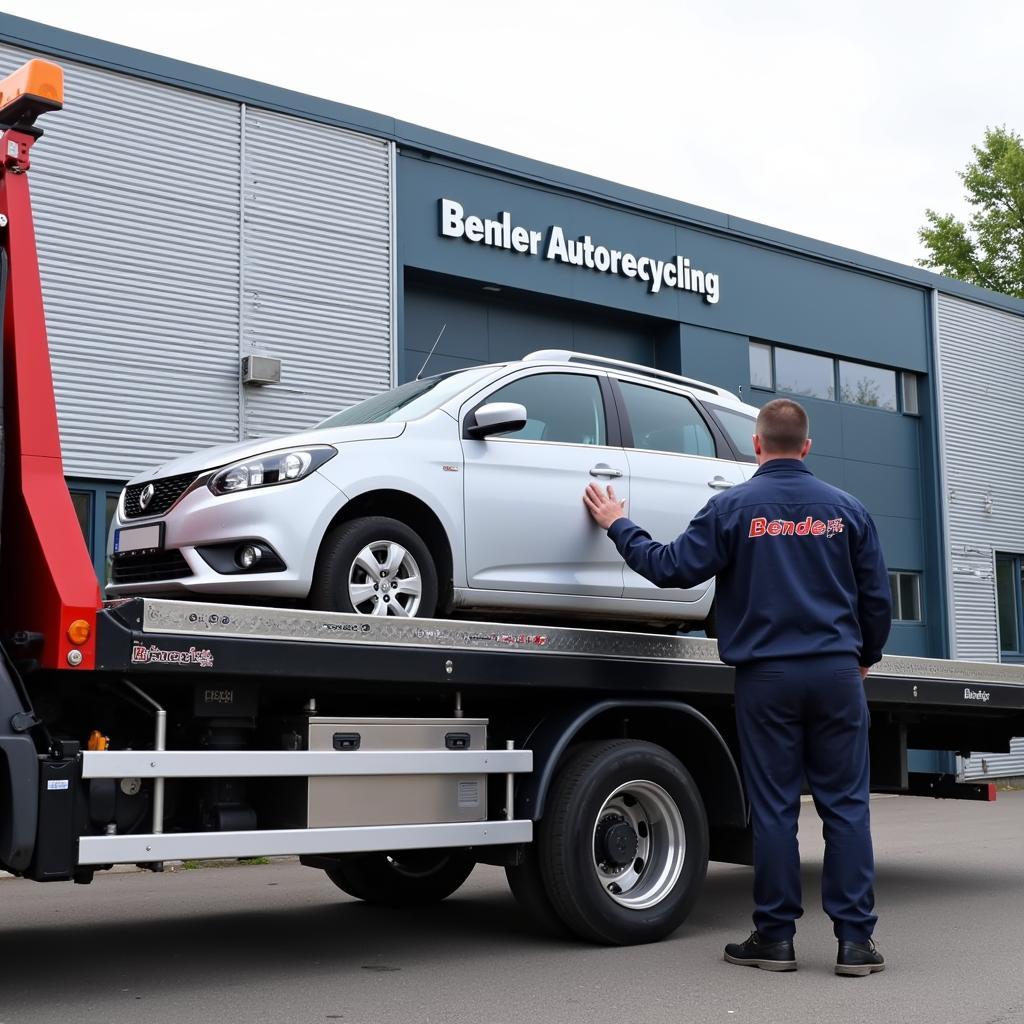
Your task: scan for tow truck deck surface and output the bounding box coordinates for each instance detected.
[100,597,1024,710]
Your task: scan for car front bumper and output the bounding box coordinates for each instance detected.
[105,470,347,599]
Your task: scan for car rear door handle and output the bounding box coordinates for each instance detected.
[707,476,734,490]
[590,464,623,479]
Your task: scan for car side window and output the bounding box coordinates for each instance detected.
[482,373,606,446]
[618,380,716,458]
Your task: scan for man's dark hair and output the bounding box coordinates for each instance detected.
[756,398,809,454]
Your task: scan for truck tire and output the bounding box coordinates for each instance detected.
[538,739,709,945]
[505,844,572,938]
[310,516,439,618]
[325,849,474,905]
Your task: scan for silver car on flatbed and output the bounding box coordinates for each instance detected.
[107,350,758,630]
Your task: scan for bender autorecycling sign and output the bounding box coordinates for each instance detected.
[438,198,720,304]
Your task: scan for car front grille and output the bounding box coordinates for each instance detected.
[111,550,192,585]
[123,473,198,519]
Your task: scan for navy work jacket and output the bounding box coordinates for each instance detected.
[607,458,892,667]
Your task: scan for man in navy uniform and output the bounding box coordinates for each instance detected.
[583,397,891,976]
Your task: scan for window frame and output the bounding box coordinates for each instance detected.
[609,375,722,461]
[463,368,621,449]
[888,569,924,623]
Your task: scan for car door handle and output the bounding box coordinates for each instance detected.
[590,464,623,479]
[707,476,734,490]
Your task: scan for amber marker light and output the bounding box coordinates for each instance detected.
[67,619,91,646]
[0,59,64,115]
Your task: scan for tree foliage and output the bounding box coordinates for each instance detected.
[918,126,1024,298]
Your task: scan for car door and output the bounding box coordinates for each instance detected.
[461,369,628,597]
[615,377,747,603]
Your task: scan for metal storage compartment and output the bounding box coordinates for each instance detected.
[306,717,488,828]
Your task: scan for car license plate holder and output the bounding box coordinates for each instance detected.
[113,522,164,555]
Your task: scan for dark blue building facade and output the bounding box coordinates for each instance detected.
[398,153,940,656]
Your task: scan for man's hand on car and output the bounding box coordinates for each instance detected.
[584,483,627,530]
[860,666,870,680]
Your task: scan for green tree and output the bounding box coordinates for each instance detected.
[918,126,1024,298]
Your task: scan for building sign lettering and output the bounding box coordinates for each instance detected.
[439,198,720,304]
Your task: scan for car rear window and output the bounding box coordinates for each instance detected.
[705,405,757,463]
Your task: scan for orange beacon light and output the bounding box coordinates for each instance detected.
[0,59,64,124]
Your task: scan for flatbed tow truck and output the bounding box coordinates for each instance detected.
[1,59,1021,945]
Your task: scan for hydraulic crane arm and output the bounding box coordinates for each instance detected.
[0,60,100,671]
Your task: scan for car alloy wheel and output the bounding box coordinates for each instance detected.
[347,540,423,617]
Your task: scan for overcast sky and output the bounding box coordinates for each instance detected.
[5,0,1022,268]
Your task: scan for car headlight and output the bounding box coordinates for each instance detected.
[208,445,336,496]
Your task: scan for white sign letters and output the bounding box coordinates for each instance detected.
[439,198,720,304]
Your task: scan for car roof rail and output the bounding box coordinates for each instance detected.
[521,349,739,402]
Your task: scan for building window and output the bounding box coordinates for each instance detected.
[774,347,835,401]
[67,480,125,582]
[749,342,774,390]
[839,361,897,411]
[901,371,920,415]
[996,554,1023,656]
[748,342,917,415]
[888,571,923,622]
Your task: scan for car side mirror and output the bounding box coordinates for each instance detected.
[465,402,528,439]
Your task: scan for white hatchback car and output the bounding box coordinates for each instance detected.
[107,350,759,630]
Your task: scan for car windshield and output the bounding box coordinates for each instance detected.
[317,366,497,428]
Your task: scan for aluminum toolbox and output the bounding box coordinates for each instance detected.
[306,717,488,828]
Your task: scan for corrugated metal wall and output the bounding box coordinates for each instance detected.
[962,741,1024,780]
[1,43,242,479]
[241,108,393,439]
[0,45,393,479]
[937,293,1024,777]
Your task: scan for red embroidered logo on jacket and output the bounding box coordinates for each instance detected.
[749,516,845,539]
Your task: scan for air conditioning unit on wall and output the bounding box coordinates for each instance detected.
[241,355,281,386]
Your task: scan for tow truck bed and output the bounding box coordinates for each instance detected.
[97,598,1024,712]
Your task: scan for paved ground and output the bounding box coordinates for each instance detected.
[1,794,1022,1024]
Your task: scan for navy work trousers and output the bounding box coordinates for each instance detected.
[734,654,877,943]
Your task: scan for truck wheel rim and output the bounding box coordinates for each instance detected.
[591,779,685,911]
[348,541,423,617]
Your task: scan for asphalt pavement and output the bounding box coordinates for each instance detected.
[1,793,1022,1024]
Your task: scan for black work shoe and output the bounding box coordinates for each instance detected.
[835,939,885,976]
[724,931,797,972]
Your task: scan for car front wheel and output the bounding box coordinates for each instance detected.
[310,515,439,618]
